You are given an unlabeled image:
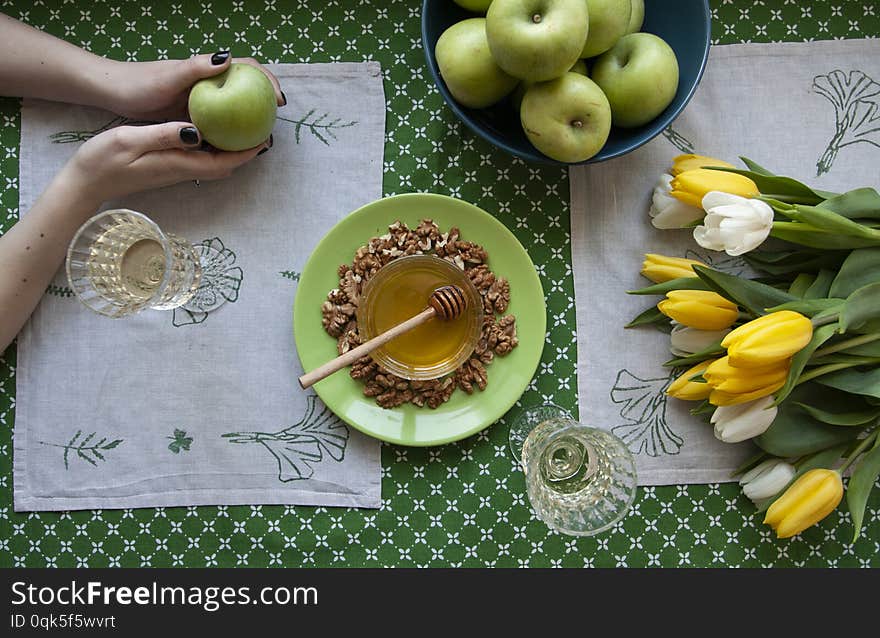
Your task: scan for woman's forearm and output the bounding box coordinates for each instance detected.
[0,13,117,107]
[0,169,100,351]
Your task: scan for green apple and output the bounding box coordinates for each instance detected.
[486,0,588,82]
[453,0,493,12]
[511,59,589,111]
[520,72,612,162]
[436,18,518,108]
[581,0,632,58]
[592,32,679,128]
[188,63,277,151]
[626,0,645,34]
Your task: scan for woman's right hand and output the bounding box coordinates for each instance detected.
[57,121,271,208]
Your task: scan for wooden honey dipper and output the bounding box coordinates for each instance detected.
[298,285,468,389]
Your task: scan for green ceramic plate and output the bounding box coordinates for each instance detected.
[294,193,546,446]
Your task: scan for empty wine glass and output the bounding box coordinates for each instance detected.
[65,209,226,318]
[509,404,638,536]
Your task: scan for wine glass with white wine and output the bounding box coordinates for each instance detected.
[66,209,226,318]
[509,404,638,536]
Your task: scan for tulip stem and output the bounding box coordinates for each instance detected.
[810,355,880,367]
[839,429,879,474]
[811,313,840,328]
[813,333,880,358]
[796,362,858,385]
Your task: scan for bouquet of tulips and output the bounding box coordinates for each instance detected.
[629,154,880,541]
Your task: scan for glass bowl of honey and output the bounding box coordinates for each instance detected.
[358,255,483,380]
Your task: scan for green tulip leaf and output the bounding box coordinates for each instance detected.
[818,188,880,220]
[771,222,880,249]
[766,298,844,317]
[739,157,775,176]
[815,366,880,399]
[840,282,880,334]
[693,266,797,316]
[804,269,836,299]
[793,402,880,426]
[663,341,725,368]
[837,339,880,357]
[788,272,815,298]
[625,305,672,332]
[780,204,880,241]
[709,167,827,204]
[730,448,768,478]
[745,248,848,277]
[689,400,716,417]
[829,248,880,299]
[809,353,880,366]
[735,158,838,200]
[627,277,711,296]
[757,384,861,457]
[788,381,875,414]
[774,322,837,406]
[754,442,850,513]
[846,434,880,542]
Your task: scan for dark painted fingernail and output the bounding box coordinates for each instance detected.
[199,140,216,152]
[179,126,199,145]
[211,50,230,65]
[268,134,274,148]
[280,90,288,106]
[258,146,269,156]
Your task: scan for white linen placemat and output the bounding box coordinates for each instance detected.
[14,62,385,510]
[570,39,880,485]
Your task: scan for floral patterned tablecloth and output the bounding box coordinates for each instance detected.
[1,0,878,567]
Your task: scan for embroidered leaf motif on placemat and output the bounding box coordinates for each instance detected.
[167,429,193,454]
[222,395,349,481]
[279,110,358,145]
[49,116,156,144]
[813,69,880,176]
[610,369,682,457]
[39,430,123,470]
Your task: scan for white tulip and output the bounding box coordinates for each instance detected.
[669,323,732,357]
[711,395,778,443]
[649,173,705,229]
[693,191,774,256]
[739,459,796,504]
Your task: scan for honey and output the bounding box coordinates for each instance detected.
[359,256,482,379]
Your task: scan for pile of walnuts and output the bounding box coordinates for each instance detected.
[321,219,518,409]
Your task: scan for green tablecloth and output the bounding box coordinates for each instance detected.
[2,0,878,568]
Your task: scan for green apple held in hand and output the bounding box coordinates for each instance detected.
[436,18,518,108]
[511,59,588,111]
[486,0,588,82]
[188,63,277,151]
[453,0,493,12]
[592,32,679,128]
[626,0,645,34]
[581,0,632,58]
[520,72,612,162]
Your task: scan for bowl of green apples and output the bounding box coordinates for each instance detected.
[422,0,711,165]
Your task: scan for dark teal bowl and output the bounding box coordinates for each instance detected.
[422,0,711,166]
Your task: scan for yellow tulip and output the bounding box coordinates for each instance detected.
[670,154,735,176]
[666,359,716,401]
[703,356,789,406]
[764,469,843,538]
[641,253,706,283]
[722,311,814,368]
[657,290,739,331]
[670,169,760,208]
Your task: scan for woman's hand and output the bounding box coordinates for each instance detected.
[100,52,286,121]
[57,121,272,207]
